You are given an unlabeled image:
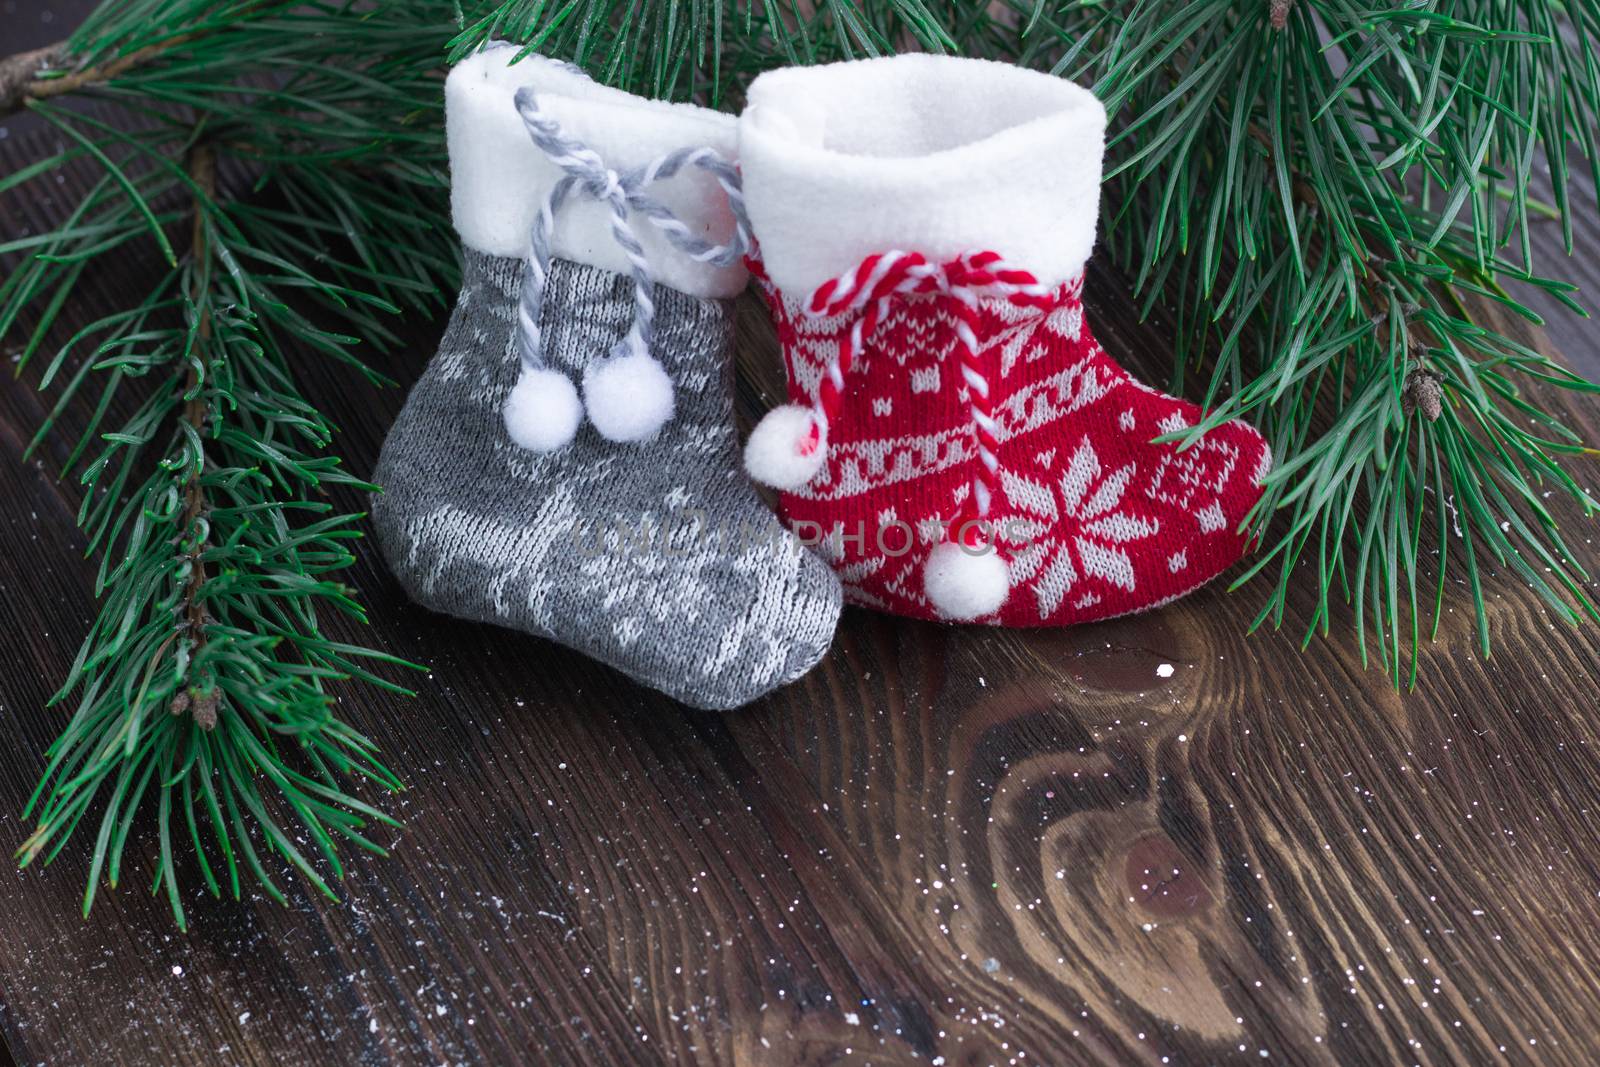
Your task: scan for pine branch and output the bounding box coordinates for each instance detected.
[0,34,208,116]
[1054,1,1600,682]
[450,0,957,102]
[3,0,462,926]
[174,140,218,732]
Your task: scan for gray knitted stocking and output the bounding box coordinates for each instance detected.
[371,252,842,709]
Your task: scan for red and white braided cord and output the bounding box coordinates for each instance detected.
[803,250,1056,537]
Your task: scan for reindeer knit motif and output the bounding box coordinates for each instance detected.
[372,60,839,710]
[373,253,841,709]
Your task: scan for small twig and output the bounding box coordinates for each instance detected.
[1244,123,1321,215]
[1372,290,1444,423]
[171,140,219,730]
[0,41,66,114]
[0,35,195,117]
[1250,115,1442,421]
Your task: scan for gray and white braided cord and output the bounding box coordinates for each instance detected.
[511,84,750,389]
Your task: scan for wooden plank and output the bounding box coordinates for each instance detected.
[3,88,1600,1067]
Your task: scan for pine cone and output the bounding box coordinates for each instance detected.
[192,689,220,731]
[1269,0,1292,30]
[168,689,191,717]
[1402,367,1444,422]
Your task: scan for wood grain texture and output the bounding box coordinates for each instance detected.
[4,63,1600,1067]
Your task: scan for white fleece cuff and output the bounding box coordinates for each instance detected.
[739,55,1106,294]
[446,47,745,299]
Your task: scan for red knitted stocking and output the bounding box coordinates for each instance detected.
[744,251,1271,625]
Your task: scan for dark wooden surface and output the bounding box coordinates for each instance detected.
[6,18,1600,1067]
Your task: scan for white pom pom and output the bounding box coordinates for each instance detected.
[503,367,582,452]
[924,541,1010,621]
[583,352,675,442]
[744,404,828,489]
